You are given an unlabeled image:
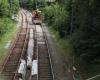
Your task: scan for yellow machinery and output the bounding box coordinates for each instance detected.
[32,10,43,24]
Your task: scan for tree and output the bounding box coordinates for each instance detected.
[0,0,9,17]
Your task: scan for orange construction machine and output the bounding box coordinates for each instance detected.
[32,10,43,24]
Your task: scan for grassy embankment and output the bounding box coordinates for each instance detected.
[43,3,100,79]
[0,18,18,61]
[49,27,100,80]
[48,27,73,72]
[48,27,83,80]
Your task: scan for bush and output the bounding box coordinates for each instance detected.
[12,0,20,14]
[0,0,19,17]
[0,18,15,38]
[0,0,9,17]
[43,3,69,37]
[27,0,33,10]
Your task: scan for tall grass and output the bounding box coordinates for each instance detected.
[43,3,68,37]
[47,27,76,79]
[0,18,15,39]
[0,18,17,61]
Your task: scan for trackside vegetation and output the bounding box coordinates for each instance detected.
[42,0,100,79]
[24,0,99,79]
[0,0,100,79]
[0,0,19,60]
[0,19,17,60]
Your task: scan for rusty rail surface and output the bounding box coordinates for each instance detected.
[13,11,29,80]
[42,24,55,80]
[0,9,54,80]
[0,11,28,80]
[37,24,54,80]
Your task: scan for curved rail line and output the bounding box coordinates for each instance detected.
[0,9,54,80]
[0,10,29,80]
[0,11,24,72]
[13,11,29,80]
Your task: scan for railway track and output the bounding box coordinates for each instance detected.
[35,24,54,80]
[38,44,53,80]
[0,9,54,80]
[0,11,29,80]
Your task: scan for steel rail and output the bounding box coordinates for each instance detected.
[0,11,24,74]
[36,24,54,80]
[41,24,55,80]
[13,11,29,80]
[35,24,38,80]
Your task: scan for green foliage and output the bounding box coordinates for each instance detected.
[0,0,19,59]
[43,0,100,78]
[27,0,33,10]
[37,0,47,8]
[0,0,9,17]
[44,0,100,63]
[0,0,19,17]
[11,0,20,14]
[27,0,47,10]
[0,18,15,39]
[43,3,69,37]
[70,0,100,62]
[0,19,17,60]
[66,0,100,78]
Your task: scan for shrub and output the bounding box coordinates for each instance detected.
[43,3,69,37]
[0,0,9,17]
[0,18,15,38]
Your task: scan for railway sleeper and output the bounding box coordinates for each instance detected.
[5,64,18,67]
[31,76,37,80]
[39,66,51,69]
[3,68,17,72]
[1,73,15,76]
[17,37,25,42]
[38,60,49,63]
[13,48,22,52]
[8,61,19,63]
[8,57,20,61]
[39,71,52,75]
[4,66,17,70]
[38,76,53,79]
[38,50,48,53]
[39,72,52,76]
[38,49,47,51]
[5,65,18,69]
[39,71,52,74]
[8,58,20,62]
[39,55,48,57]
[39,68,51,72]
[39,76,53,78]
[39,62,50,65]
[9,53,21,57]
[39,64,50,66]
[38,44,46,46]
[38,59,49,61]
[1,72,15,75]
[39,74,52,77]
[3,76,14,80]
[10,51,21,55]
[15,43,24,48]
